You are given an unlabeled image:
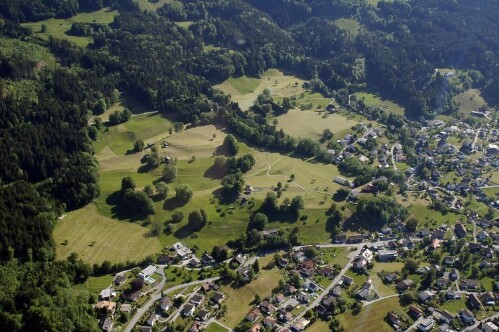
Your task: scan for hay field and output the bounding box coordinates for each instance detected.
[54,204,162,265]
[214,69,307,111]
[276,109,358,139]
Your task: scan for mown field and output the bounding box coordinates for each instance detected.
[22,8,118,47]
[53,204,162,265]
[276,108,358,140]
[357,91,405,115]
[214,69,307,111]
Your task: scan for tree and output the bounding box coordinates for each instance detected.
[188,209,208,231]
[290,196,304,214]
[131,278,144,291]
[175,184,193,202]
[321,128,333,142]
[150,219,163,236]
[121,176,135,194]
[173,122,183,132]
[94,98,106,115]
[404,258,418,274]
[249,213,268,231]
[485,207,494,220]
[162,164,177,183]
[143,184,154,198]
[134,140,145,152]
[155,182,169,200]
[252,260,260,273]
[171,210,184,223]
[260,192,278,215]
[405,218,418,232]
[123,190,155,217]
[146,145,160,169]
[223,134,239,156]
[221,171,245,196]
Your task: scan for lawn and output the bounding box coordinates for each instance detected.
[305,320,330,332]
[74,274,114,293]
[481,187,499,200]
[320,247,351,266]
[219,267,282,327]
[371,274,397,297]
[357,91,405,115]
[22,8,118,47]
[338,296,403,332]
[439,299,467,314]
[214,69,307,111]
[54,204,162,265]
[372,262,404,273]
[205,322,229,332]
[276,108,358,140]
[333,18,362,36]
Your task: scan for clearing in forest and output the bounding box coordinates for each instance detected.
[356,91,405,115]
[22,8,118,47]
[276,108,358,140]
[453,88,488,118]
[333,18,362,36]
[214,69,307,111]
[54,204,162,265]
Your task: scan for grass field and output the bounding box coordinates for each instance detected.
[439,299,467,314]
[357,91,405,115]
[338,296,402,332]
[372,262,404,273]
[74,274,114,293]
[54,204,162,264]
[135,0,173,11]
[22,8,118,47]
[305,320,330,332]
[205,322,229,332]
[333,18,362,36]
[220,266,282,327]
[214,69,307,111]
[453,89,488,118]
[276,108,358,140]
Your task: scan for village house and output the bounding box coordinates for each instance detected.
[454,223,468,238]
[197,309,210,321]
[246,308,261,322]
[260,301,276,314]
[460,279,479,290]
[378,250,398,262]
[182,303,195,317]
[189,323,202,332]
[146,313,157,327]
[468,293,483,309]
[458,309,474,325]
[482,322,499,332]
[297,291,311,303]
[408,305,423,319]
[263,316,277,328]
[211,291,225,305]
[158,297,171,312]
[101,317,113,331]
[190,294,204,306]
[138,265,156,280]
[482,292,496,306]
[248,324,261,332]
[113,275,126,286]
[396,279,414,292]
[172,242,193,260]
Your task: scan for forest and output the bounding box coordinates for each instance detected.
[1,0,499,330]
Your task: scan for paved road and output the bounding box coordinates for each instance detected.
[124,275,219,332]
[124,267,166,332]
[285,245,363,328]
[363,293,399,306]
[391,144,398,170]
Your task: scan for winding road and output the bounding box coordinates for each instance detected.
[124,274,219,332]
